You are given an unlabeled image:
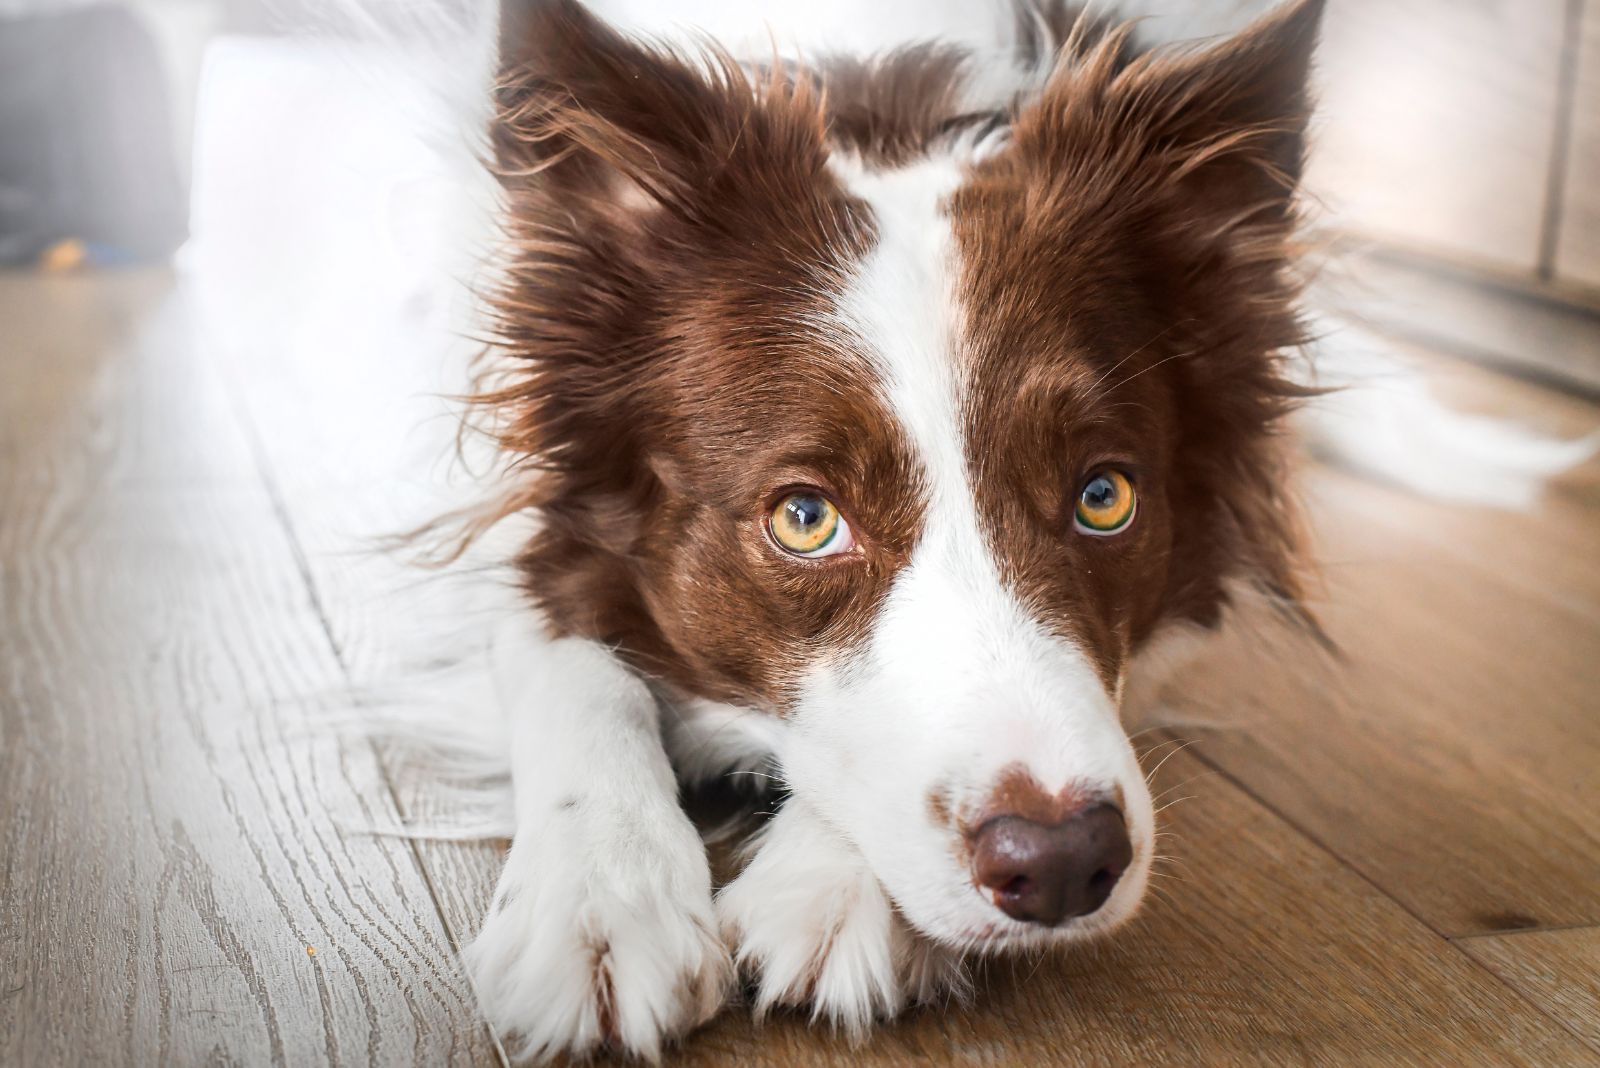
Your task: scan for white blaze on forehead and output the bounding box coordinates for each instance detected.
[827,153,1025,649]
[828,155,970,519]
[823,153,1123,784]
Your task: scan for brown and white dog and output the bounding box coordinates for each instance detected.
[457,0,1323,1058]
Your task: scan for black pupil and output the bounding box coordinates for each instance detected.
[785,496,827,531]
[1083,476,1118,510]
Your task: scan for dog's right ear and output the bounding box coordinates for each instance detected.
[494,0,827,225]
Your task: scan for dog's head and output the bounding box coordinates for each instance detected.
[485,0,1320,951]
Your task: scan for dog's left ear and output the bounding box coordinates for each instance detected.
[1138,0,1325,630]
[1126,0,1324,232]
[1015,0,1323,250]
[1008,0,1326,631]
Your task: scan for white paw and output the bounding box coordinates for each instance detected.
[467,812,734,1062]
[896,929,969,1009]
[716,805,968,1037]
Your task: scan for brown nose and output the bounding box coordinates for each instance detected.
[970,804,1132,925]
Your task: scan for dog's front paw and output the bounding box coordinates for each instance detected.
[716,805,968,1036]
[468,822,734,1062]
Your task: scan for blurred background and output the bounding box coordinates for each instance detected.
[2,0,1598,391]
[2,2,1598,1065]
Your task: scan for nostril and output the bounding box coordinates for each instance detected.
[970,803,1133,926]
[997,875,1032,902]
[1086,866,1120,911]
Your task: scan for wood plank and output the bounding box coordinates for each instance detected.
[0,483,500,1067]
[1305,0,1567,273]
[1461,927,1600,1054]
[657,748,1596,1066]
[1141,368,1600,937]
[0,269,499,1066]
[1557,0,1600,289]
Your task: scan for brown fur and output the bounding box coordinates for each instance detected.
[971,765,1095,831]
[953,0,1322,686]
[473,0,1323,712]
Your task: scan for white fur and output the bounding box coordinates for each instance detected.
[716,799,969,1036]
[781,156,1154,952]
[466,621,733,1061]
[661,696,790,790]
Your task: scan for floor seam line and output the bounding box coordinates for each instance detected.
[215,352,512,1068]
[1165,733,1600,1058]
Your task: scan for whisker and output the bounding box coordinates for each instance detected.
[1021,946,1050,988]
[1086,319,1197,395]
[724,769,780,782]
[1142,738,1197,783]
[1136,735,1187,759]
[1145,883,1181,910]
[1104,348,1200,398]
[1152,772,1214,804]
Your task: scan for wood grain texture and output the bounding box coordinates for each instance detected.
[1141,356,1600,938]
[260,484,511,1014]
[1461,928,1600,1054]
[1306,0,1567,272]
[0,270,500,1067]
[1557,0,1600,288]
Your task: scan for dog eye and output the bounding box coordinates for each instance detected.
[1074,469,1137,535]
[769,492,854,558]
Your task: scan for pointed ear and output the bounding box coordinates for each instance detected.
[1015,0,1324,241]
[1137,1,1325,628]
[1126,0,1325,222]
[493,0,827,221]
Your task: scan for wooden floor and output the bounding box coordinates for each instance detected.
[2,267,1599,1066]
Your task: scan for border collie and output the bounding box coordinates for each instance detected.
[423,0,1387,1058]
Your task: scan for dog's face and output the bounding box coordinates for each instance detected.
[489,0,1318,950]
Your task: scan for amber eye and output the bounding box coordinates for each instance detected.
[1074,469,1137,535]
[769,492,854,558]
